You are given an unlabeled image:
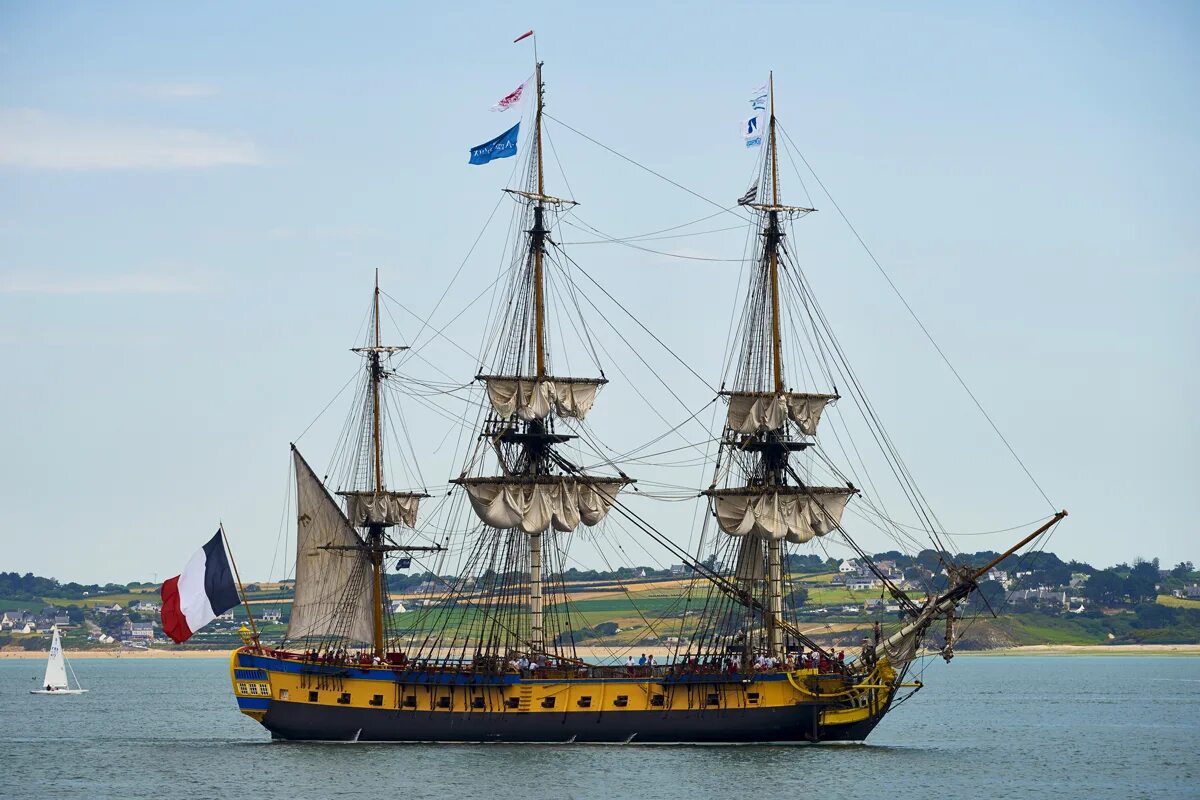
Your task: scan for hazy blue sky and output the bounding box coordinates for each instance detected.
[2,2,1196,583]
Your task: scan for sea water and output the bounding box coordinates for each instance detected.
[1,656,1196,800]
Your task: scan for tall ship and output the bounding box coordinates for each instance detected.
[228,62,1066,742]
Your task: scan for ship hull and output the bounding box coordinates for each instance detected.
[258,698,882,743]
[230,649,901,744]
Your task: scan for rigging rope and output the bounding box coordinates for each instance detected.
[777,121,1057,512]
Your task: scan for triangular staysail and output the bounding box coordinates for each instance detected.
[286,448,376,645]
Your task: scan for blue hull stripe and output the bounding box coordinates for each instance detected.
[236,696,270,710]
[237,653,791,686]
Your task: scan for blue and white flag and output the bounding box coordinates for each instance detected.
[469,123,520,165]
[744,114,763,148]
[751,84,768,111]
[745,83,767,148]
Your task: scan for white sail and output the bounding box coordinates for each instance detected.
[42,627,68,690]
[338,490,422,528]
[710,486,856,543]
[733,536,767,581]
[461,476,628,533]
[482,376,604,422]
[723,391,838,436]
[287,448,376,644]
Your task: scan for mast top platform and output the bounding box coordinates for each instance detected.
[745,202,816,216]
[351,345,409,355]
[504,188,577,207]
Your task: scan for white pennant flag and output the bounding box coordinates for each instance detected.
[491,80,528,112]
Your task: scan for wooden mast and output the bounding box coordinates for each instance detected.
[767,71,784,396]
[371,271,384,493]
[368,269,386,659]
[533,59,547,380]
[529,57,547,652]
[765,71,784,658]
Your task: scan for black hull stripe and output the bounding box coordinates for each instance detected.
[259,700,883,744]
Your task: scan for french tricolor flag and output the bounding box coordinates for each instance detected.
[160,530,241,643]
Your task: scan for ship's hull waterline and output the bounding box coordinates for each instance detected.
[230,649,905,744]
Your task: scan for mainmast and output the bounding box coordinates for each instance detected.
[527,59,548,651]
[456,57,631,659]
[533,59,547,379]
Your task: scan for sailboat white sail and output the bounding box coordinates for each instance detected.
[30,627,87,695]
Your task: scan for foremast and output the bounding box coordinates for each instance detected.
[705,73,854,662]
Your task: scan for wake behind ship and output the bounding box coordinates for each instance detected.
[226,59,1066,744]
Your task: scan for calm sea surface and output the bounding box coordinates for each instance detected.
[2,656,1196,800]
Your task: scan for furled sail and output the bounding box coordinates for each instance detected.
[723,391,838,436]
[460,476,629,533]
[481,375,605,422]
[733,537,767,581]
[287,448,375,644]
[709,486,856,543]
[338,490,422,528]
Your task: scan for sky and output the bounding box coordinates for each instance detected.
[1,2,1197,584]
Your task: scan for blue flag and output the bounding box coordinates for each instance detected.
[469,123,520,165]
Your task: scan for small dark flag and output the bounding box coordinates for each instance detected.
[738,183,758,205]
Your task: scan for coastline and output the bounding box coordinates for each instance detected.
[0,649,234,659]
[3,643,1199,659]
[957,644,1200,657]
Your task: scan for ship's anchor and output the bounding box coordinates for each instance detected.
[941,607,956,663]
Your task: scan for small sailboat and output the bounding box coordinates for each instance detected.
[30,627,88,695]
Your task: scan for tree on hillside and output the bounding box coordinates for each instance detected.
[1084,570,1126,606]
[786,553,826,573]
[1132,602,1177,629]
[1126,559,1159,604]
[784,586,809,608]
[976,579,1008,610]
[915,549,946,574]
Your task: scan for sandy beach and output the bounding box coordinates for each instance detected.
[0,648,234,659]
[958,644,1200,656]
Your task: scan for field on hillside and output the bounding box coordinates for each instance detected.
[6,575,1199,651]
